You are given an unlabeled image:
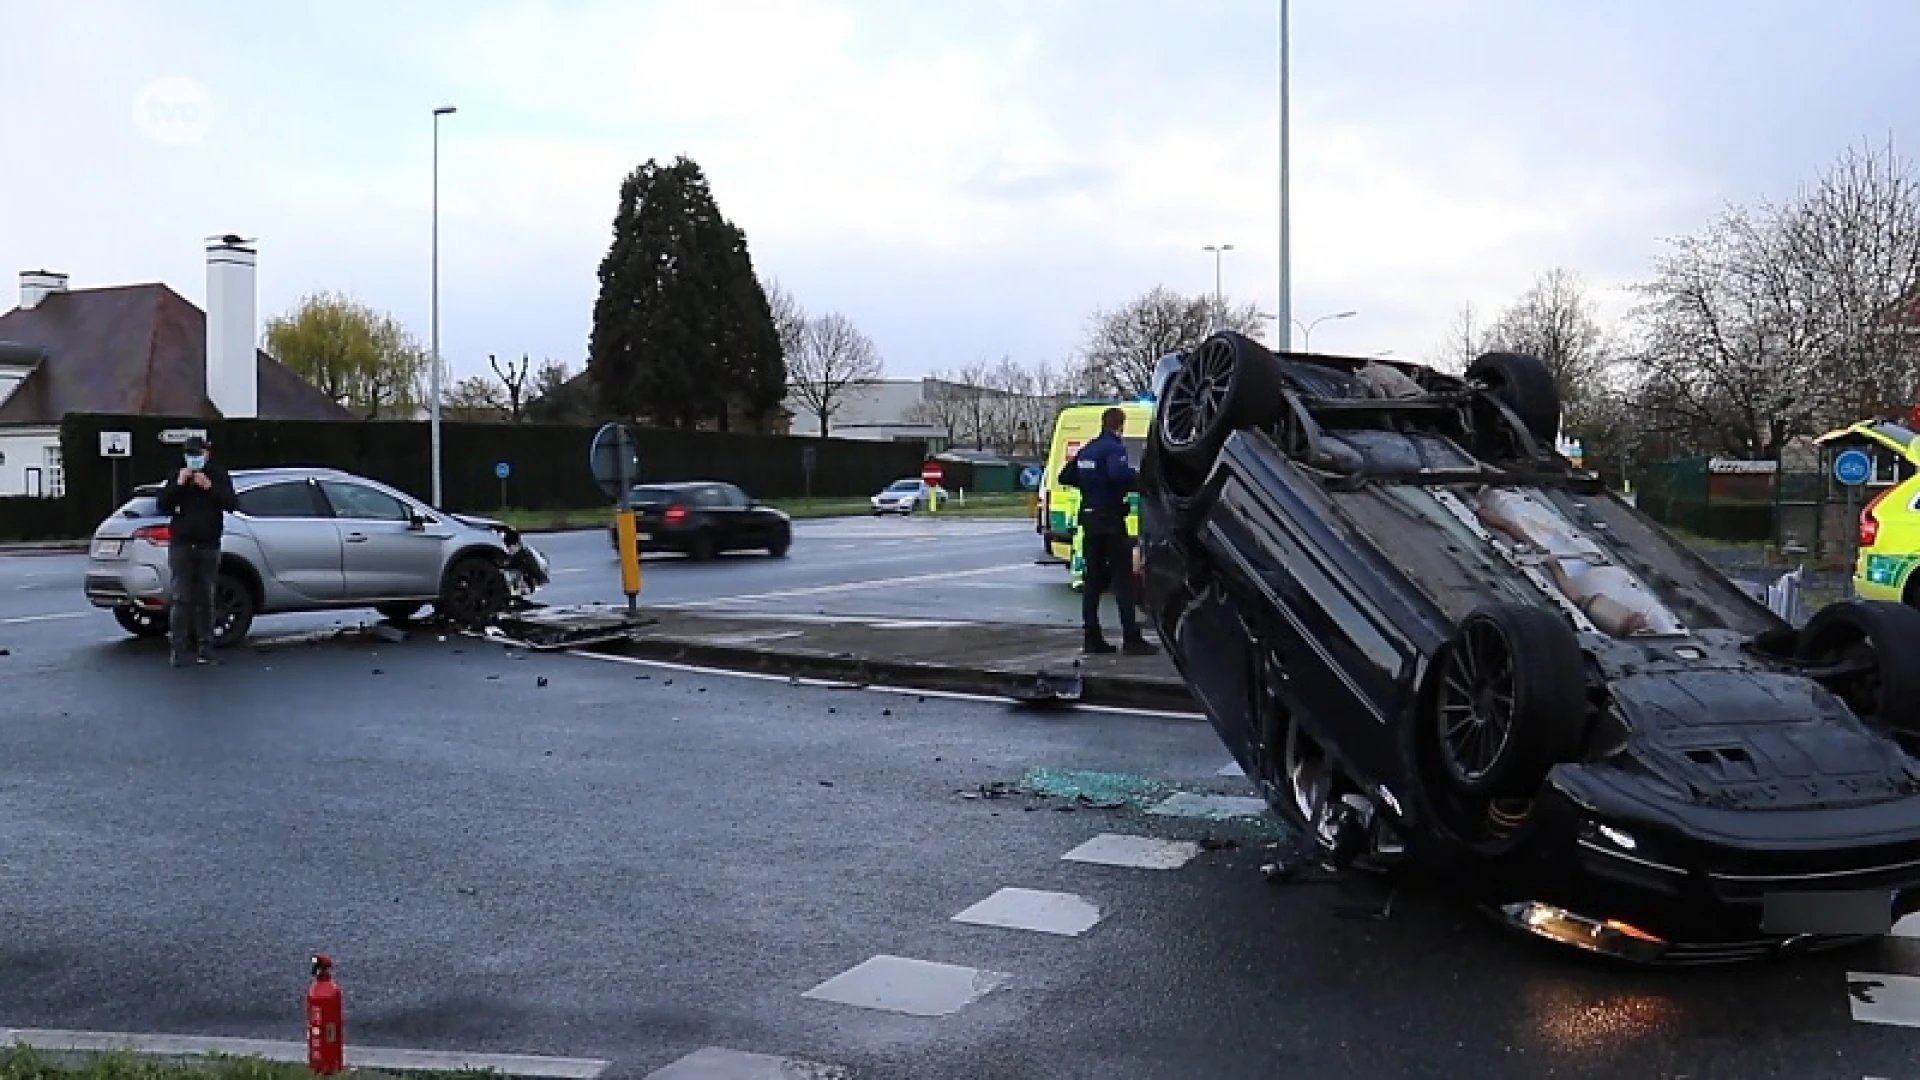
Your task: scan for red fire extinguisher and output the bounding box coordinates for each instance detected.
[307,953,344,1075]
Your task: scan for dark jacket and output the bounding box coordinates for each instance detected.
[156,462,238,545]
[1057,430,1138,513]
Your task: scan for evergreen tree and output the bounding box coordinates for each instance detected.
[712,220,788,432]
[588,155,786,431]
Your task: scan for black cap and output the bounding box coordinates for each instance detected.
[182,435,208,453]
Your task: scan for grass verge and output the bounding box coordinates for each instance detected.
[483,493,1035,533]
[0,1046,483,1080]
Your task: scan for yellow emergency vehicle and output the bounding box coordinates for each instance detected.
[1036,399,1154,590]
[1819,418,1920,603]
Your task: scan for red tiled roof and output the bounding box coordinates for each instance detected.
[0,283,351,424]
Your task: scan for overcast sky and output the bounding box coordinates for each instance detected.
[1,0,1911,384]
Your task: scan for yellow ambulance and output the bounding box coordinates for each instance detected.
[1036,399,1155,590]
[1819,418,1920,603]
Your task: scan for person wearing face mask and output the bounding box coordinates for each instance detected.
[154,435,237,666]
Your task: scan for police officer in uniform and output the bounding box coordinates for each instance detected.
[1058,407,1159,656]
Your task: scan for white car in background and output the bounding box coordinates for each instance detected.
[869,478,947,515]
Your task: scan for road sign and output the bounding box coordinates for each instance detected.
[495,461,511,480]
[921,461,944,485]
[1834,448,1872,487]
[99,431,132,458]
[1020,464,1042,490]
[590,423,640,502]
[159,427,208,445]
[800,445,818,473]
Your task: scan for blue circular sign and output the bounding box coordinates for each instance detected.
[495,461,511,480]
[1833,448,1871,487]
[1020,464,1043,490]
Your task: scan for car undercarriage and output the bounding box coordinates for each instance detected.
[1138,331,1920,963]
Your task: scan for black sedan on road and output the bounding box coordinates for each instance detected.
[606,481,792,560]
[1139,330,1920,964]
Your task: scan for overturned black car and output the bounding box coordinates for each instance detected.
[1139,331,1920,964]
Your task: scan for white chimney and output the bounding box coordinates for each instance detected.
[18,270,67,310]
[205,235,258,419]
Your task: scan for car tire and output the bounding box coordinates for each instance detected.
[376,602,425,624]
[689,531,718,561]
[1467,351,1561,449]
[1431,603,1587,799]
[1154,330,1286,473]
[438,555,511,629]
[767,530,791,558]
[209,571,256,650]
[113,605,169,639]
[1794,599,1920,734]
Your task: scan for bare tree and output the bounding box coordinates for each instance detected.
[762,277,808,365]
[1482,268,1611,420]
[906,372,970,446]
[1628,208,1825,457]
[1077,286,1266,396]
[1779,137,1920,420]
[488,353,531,421]
[1428,302,1488,374]
[788,311,883,438]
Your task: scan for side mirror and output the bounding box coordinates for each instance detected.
[407,511,432,530]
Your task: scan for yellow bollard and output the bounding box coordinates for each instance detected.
[615,508,642,612]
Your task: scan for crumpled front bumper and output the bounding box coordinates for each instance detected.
[507,544,552,594]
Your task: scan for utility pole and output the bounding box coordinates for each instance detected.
[430,104,457,508]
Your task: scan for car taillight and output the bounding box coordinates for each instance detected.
[663,505,688,524]
[133,524,171,546]
[1861,486,1892,547]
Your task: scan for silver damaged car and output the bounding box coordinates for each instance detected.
[83,467,552,647]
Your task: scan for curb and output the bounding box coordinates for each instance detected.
[580,635,1199,714]
[0,541,87,554]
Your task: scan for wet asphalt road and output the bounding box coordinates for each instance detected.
[3,518,1919,1078]
[1,626,1918,1079]
[0,518,1074,656]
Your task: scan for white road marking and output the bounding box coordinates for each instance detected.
[1216,761,1247,778]
[0,611,87,625]
[801,955,1010,1017]
[667,562,1036,608]
[1147,793,1270,820]
[0,1027,609,1079]
[1061,833,1200,870]
[554,567,587,575]
[558,649,1206,720]
[645,1047,849,1079]
[952,887,1103,937]
[1847,971,1920,1029]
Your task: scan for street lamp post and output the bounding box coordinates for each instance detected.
[430,104,456,509]
[1203,243,1234,328]
[1293,309,1356,352]
[1277,0,1292,350]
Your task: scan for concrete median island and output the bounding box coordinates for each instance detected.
[489,605,1198,713]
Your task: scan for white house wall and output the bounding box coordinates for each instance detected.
[0,427,61,496]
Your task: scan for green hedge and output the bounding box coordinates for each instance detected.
[39,414,925,537]
[0,495,81,542]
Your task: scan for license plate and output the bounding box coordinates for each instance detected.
[92,539,124,558]
[1762,889,1895,936]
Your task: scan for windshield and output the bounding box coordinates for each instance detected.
[887,480,921,491]
[629,485,683,503]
